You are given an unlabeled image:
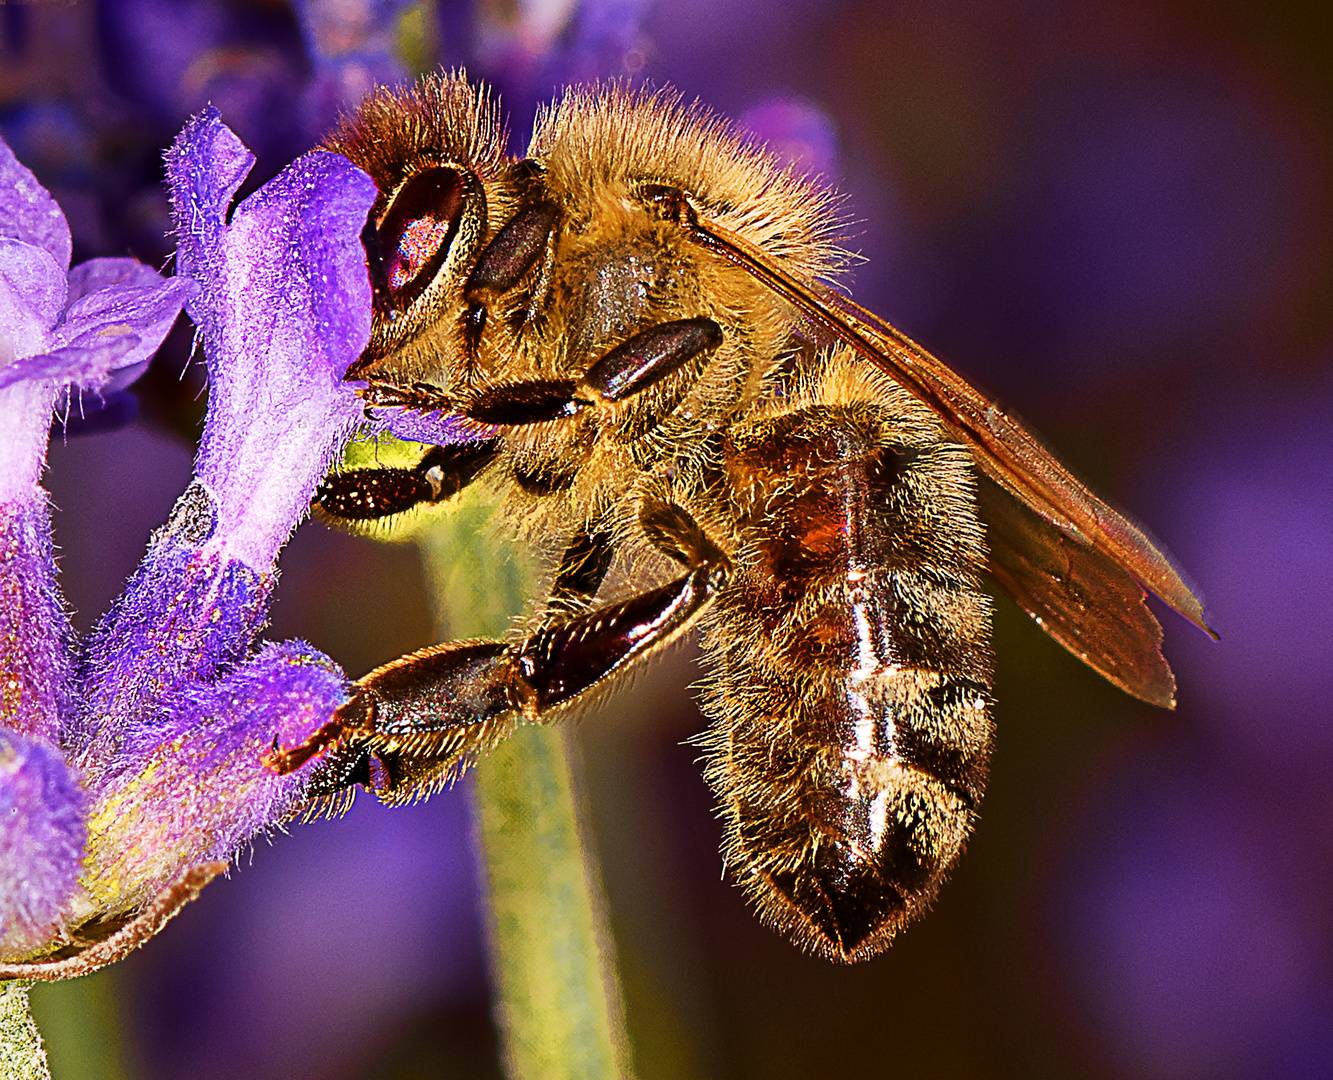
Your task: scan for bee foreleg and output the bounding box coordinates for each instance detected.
[579,318,722,402]
[360,379,454,413]
[461,317,723,426]
[461,198,561,364]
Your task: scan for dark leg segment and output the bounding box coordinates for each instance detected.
[465,379,583,424]
[549,527,615,606]
[459,317,723,425]
[315,439,499,521]
[271,497,729,803]
[639,492,727,568]
[519,563,723,709]
[360,379,454,413]
[461,198,561,364]
[581,318,722,401]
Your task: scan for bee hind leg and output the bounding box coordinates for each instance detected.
[270,500,728,802]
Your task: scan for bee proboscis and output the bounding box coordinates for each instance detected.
[271,73,1212,962]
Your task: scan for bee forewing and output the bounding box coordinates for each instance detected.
[977,475,1177,708]
[689,216,1213,645]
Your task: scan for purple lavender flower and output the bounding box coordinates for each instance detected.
[0,731,87,958]
[0,111,378,972]
[293,0,414,135]
[0,133,193,746]
[1,129,194,960]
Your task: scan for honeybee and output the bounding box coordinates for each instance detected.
[272,73,1212,962]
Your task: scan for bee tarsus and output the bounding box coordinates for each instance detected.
[314,439,499,520]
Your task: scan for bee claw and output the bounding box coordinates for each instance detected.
[265,719,345,775]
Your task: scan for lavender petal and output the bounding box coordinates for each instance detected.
[54,272,197,392]
[65,257,166,303]
[0,238,67,366]
[1,339,142,396]
[165,109,256,290]
[0,133,71,272]
[0,731,87,959]
[81,640,347,916]
[174,121,375,570]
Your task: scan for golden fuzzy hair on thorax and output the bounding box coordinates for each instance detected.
[529,82,849,283]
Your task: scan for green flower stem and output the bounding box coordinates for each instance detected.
[0,982,50,1080]
[417,490,631,1080]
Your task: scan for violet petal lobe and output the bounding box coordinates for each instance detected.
[0,339,141,396]
[0,132,71,271]
[65,257,164,303]
[0,729,87,960]
[81,640,348,917]
[167,109,376,571]
[55,258,199,393]
[166,108,256,290]
[0,238,67,500]
[0,258,198,397]
[0,237,68,365]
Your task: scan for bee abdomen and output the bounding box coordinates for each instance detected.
[699,402,994,961]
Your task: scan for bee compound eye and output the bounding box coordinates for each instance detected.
[376,166,471,308]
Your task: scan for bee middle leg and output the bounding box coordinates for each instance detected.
[271,494,727,802]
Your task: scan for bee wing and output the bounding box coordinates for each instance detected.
[976,474,1176,706]
[688,216,1213,702]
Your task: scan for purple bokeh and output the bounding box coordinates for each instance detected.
[130,793,486,1080]
[1056,758,1333,1080]
[1049,375,1333,1080]
[10,0,1333,1077]
[1148,381,1333,759]
[968,67,1305,390]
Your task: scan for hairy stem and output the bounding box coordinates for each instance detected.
[0,982,50,1080]
[418,488,630,1080]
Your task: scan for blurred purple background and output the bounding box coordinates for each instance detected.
[10,0,1333,1077]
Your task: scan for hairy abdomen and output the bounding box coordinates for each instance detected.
[699,397,994,962]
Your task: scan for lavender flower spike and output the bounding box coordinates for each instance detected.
[71,111,377,772]
[0,130,193,960]
[174,108,377,572]
[0,133,195,744]
[1,113,377,973]
[62,113,377,929]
